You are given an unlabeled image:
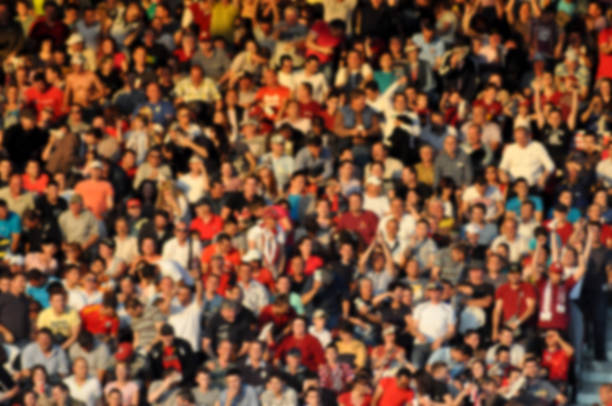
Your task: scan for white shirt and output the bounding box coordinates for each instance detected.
[363,195,390,219]
[308,326,332,348]
[177,173,207,204]
[378,213,417,241]
[517,219,539,241]
[499,141,555,186]
[114,235,138,264]
[168,300,202,351]
[161,237,202,270]
[413,301,456,342]
[293,70,330,103]
[239,280,269,315]
[247,222,286,273]
[65,286,87,311]
[462,185,503,221]
[64,376,102,406]
[321,0,358,32]
[491,234,529,263]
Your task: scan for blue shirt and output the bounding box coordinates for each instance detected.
[133,101,175,125]
[0,211,20,241]
[27,277,59,309]
[505,196,543,216]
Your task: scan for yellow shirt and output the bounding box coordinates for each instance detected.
[37,308,80,338]
[335,338,368,369]
[210,2,238,41]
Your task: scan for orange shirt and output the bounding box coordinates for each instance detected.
[22,173,49,194]
[80,304,119,336]
[74,179,114,219]
[200,243,242,268]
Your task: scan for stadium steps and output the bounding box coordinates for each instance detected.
[574,309,612,405]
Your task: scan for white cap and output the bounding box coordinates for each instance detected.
[242,249,262,262]
[365,176,382,186]
[88,160,103,170]
[66,33,84,46]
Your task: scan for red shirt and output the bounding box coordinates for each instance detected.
[80,304,119,336]
[255,86,291,120]
[161,345,183,372]
[305,20,343,64]
[189,3,211,36]
[542,347,571,381]
[495,282,537,323]
[258,304,296,332]
[473,99,503,120]
[338,392,372,406]
[200,243,242,268]
[544,220,574,245]
[536,277,576,331]
[376,377,414,406]
[336,210,379,245]
[253,267,276,292]
[24,86,64,120]
[274,334,325,372]
[190,215,224,241]
[598,28,612,79]
[299,100,323,119]
[21,173,49,194]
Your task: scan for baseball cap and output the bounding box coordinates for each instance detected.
[313,309,326,319]
[508,263,522,273]
[549,262,563,274]
[126,198,141,208]
[65,33,84,46]
[88,160,103,170]
[365,176,382,186]
[115,342,133,362]
[160,324,174,336]
[426,281,443,291]
[69,194,83,204]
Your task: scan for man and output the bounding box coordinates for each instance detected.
[125,297,165,354]
[254,68,291,121]
[173,64,221,107]
[3,108,49,169]
[217,368,259,406]
[192,33,230,81]
[162,220,202,269]
[79,294,119,339]
[491,217,529,263]
[371,368,414,406]
[168,269,204,351]
[149,324,196,382]
[274,317,325,372]
[189,200,223,244]
[294,136,334,184]
[134,82,175,126]
[499,126,555,188]
[24,72,64,122]
[63,357,102,406]
[433,135,473,189]
[336,193,379,246]
[521,357,567,404]
[362,176,389,219]
[485,326,525,367]
[236,262,269,316]
[57,194,99,252]
[505,178,544,223]
[0,273,29,345]
[293,57,331,103]
[68,331,110,383]
[49,382,86,406]
[410,282,456,368]
[203,299,256,358]
[73,161,114,220]
[0,199,20,255]
[42,124,80,175]
[0,173,36,218]
[491,263,536,342]
[260,134,295,189]
[20,328,70,381]
[0,1,24,60]
[63,54,104,110]
[36,288,81,350]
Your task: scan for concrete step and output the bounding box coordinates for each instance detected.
[576,392,599,405]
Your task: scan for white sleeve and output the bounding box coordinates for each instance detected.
[537,142,555,173]
[498,145,512,173]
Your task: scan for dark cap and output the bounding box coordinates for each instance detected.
[468,260,485,271]
[160,324,174,336]
[553,203,568,213]
[287,348,302,357]
[508,263,522,273]
[426,281,443,291]
[306,135,322,147]
[100,238,115,249]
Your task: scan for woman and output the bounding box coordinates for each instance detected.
[257,166,278,202]
[318,345,355,393]
[295,237,323,277]
[96,56,123,96]
[22,160,49,194]
[2,85,21,130]
[154,180,190,223]
[25,239,58,274]
[370,327,406,381]
[98,37,128,72]
[104,389,123,406]
[31,365,51,404]
[104,363,140,406]
[219,162,241,192]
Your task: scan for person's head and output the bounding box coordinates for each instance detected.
[443,135,458,156]
[347,193,362,213]
[507,263,521,285]
[415,219,430,239]
[600,383,612,406]
[159,323,175,347]
[37,328,53,351]
[514,126,531,146]
[225,368,242,392]
[523,357,539,378]
[48,288,66,313]
[426,282,443,302]
[51,383,70,403]
[292,316,307,337]
[396,368,412,389]
[220,300,237,323]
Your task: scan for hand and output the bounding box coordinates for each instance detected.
[431,338,443,350]
[3,330,14,343]
[491,330,499,342]
[507,319,520,330]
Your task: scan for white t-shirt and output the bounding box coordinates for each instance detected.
[177,173,207,204]
[161,237,202,271]
[363,195,390,219]
[413,301,456,342]
[168,300,202,351]
[462,185,503,220]
[64,376,102,406]
[499,141,555,186]
[491,235,529,263]
[308,326,332,348]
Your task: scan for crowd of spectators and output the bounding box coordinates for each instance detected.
[0,0,611,404]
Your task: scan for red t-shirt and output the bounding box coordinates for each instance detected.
[336,210,379,245]
[253,267,276,292]
[255,86,290,120]
[274,334,325,372]
[161,345,183,372]
[305,20,343,64]
[299,100,323,119]
[473,99,502,120]
[258,304,296,332]
[376,377,414,406]
[495,282,537,323]
[544,220,574,245]
[22,173,49,194]
[80,304,119,336]
[190,215,224,242]
[598,28,612,79]
[24,86,64,120]
[338,392,372,406]
[536,277,576,331]
[542,347,571,381]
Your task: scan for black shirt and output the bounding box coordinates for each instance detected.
[205,307,256,352]
[0,292,30,342]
